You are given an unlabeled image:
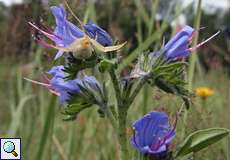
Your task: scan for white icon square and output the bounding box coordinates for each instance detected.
[0,138,21,160]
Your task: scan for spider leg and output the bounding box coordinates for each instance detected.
[90,38,127,52]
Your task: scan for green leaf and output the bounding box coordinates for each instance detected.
[175,128,230,158]
[153,62,188,74]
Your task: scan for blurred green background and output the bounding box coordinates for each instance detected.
[0,0,229,159]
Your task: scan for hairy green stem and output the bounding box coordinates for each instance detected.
[109,69,129,160]
[129,78,147,103]
[118,105,129,160]
[109,69,148,160]
[109,69,122,101]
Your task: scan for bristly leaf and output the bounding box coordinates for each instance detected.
[175,128,230,158]
[153,62,188,74]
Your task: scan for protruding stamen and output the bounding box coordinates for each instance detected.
[24,77,60,96]
[24,77,51,87]
[189,31,220,52]
[28,22,61,41]
[35,37,69,52]
[35,38,55,49]
[40,23,63,40]
[48,89,61,96]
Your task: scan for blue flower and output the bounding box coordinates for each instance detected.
[130,111,175,155]
[164,26,194,59]
[84,20,113,46]
[47,65,65,78]
[48,66,80,104]
[50,77,80,104]
[47,66,101,104]
[50,5,85,59]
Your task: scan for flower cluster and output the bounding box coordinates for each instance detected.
[27,4,119,107]
[26,3,221,159]
[130,25,219,80]
[29,4,125,60]
[26,65,101,105]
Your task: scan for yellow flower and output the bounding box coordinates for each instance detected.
[195,87,214,99]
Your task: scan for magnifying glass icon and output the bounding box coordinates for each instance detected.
[3,141,18,157]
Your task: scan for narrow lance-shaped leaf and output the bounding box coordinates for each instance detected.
[175,128,230,158]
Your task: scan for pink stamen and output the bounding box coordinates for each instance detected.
[24,77,60,96]
[189,31,220,52]
[39,23,55,35]
[24,77,51,87]
[48,89,61,96]
[28,22,61,41]
[35,38,66,51]
[40,23,63,40]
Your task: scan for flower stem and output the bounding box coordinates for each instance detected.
[109,69,148,160]
[118,105,129,160]
[129,78,147,103]
[104,106,118,130]
[109,69,122,100]
[109,69,130,159]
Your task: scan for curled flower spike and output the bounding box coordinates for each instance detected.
[130,111,176,155]
[29,4,126,60]
[25,66,80,104]
[164,25,220,59]
[25,66,102,105]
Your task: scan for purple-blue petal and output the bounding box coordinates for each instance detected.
[50,5,84,59]
[50,77,80,104]
[48,65,65,78]
[84,20,113,46]
[130,111,175,155]
[164,25,194,59]
[50,5,84,47]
